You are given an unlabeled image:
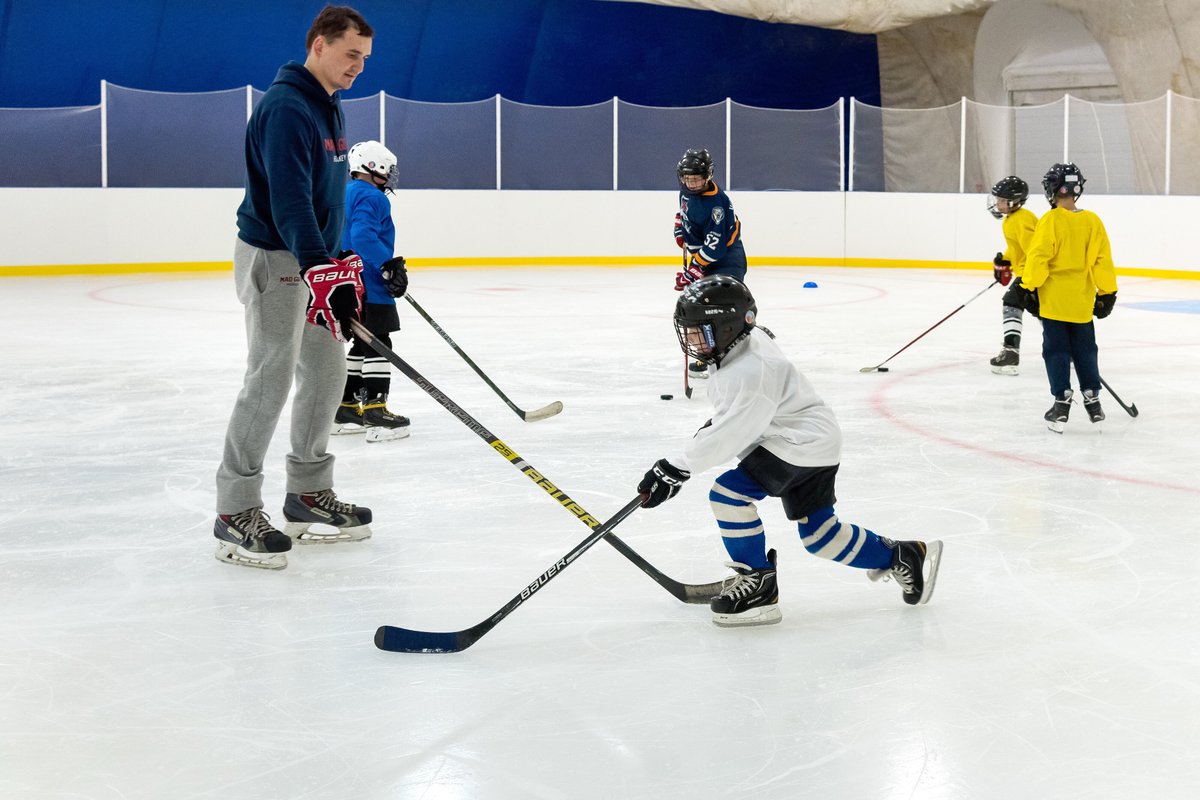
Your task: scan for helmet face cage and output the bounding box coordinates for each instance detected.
[348,140,399,191]
[1042,163,1085,207]
[677,148,714,193]
[987,175,1028,218]
[673,276,757,366]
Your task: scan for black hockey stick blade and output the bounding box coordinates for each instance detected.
[404,293,562,422]
[350,319,725,604]
[1099,377,1139,418]
[375,496,645,653]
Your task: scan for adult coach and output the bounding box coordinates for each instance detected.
[214,6,376,570]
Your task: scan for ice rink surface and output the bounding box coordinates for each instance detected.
[2,265,1198,799]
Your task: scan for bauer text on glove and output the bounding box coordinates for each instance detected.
[302,253,364,343]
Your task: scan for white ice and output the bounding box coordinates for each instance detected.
[2,266,1198,799]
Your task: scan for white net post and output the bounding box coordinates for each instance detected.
[100,80,108,188]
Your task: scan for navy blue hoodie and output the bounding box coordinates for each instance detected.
[236,62,348,270]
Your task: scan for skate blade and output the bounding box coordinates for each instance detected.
[284,521,373,544]
[1046,420,1065,433]
[331,423,366,436]
[915,540,944,606]
[365,426,411,443]
[214,541,287,570]
[711,604,782,628]
[990,365,1019,376]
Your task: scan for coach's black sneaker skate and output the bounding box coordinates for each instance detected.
[1082,389,1105,424]
[710,549,782,627]
[282,489,373,544]
[688,359,709,380]
[331,402,365,435]
[362,397,411,443]
[989,346,1019,376]
[213,507,292,570]
[1044,389,1073,433]
[869,539,943,606]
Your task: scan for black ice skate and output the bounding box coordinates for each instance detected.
[282,489,373,544]
[362,399,411,443]
[213,507,293,570]
[1044,389,1073,433]
[331,402,365,435]
[688,359,709,380]
[989,347,1019,376]
[868,539,943,606]
[1082,389,1105,424]
[710,549,782,627]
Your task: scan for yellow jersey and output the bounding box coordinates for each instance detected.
[1021,207,1117,323]
[1001,207,1038,277]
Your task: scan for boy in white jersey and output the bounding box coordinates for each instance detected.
[636,276,943,627]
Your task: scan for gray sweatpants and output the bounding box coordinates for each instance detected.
[215,238,346,514]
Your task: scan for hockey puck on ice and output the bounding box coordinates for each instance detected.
[878,367,889,372]
[660,394,674,400]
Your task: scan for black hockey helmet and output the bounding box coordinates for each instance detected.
[677,148,714,193]
[1042,162,1085,207]
[674,275,757,367]
[987,175,1029,218]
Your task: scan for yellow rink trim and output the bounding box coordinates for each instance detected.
[0,257,1197,281]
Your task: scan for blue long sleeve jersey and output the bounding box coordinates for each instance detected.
[342,179,397,305]
[677,182,747,274]
[236,62,348,270]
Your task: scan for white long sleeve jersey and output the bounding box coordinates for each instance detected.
[675,328,842,475]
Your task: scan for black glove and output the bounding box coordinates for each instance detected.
[1016,285,1040,317]
[381,256,408,298]
[1094,292,1116,319]
[637,459,690,508]
[992,252,1013,285]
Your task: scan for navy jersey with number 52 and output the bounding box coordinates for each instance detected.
[676,182,747,282]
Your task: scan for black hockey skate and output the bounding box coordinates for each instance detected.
[331,402,365,435]
[989,347,1019,376]
[282,489,373,544]
[710,549,782,627]
[1081,389,1105,424]
[213,507,292,570]
[868,539,943,606]
[362,399,411,443]
[688,359,709,380]
[1044,389,1073,433]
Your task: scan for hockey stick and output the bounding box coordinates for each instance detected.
[375,495,645,653]
[403,293,562,422]
[1100,377,1139,417]
[350,320,726,604]
[683,355,693,399]
[860,280,999,373]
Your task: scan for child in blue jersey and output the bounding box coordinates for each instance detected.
[673,148,747,378]
[637,276,943,627]
[332,140,412,442]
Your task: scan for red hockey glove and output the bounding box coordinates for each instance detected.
[992,252,1013,285]
[674,212,685,249]
[302,252,364,343]
[674,262,705,291]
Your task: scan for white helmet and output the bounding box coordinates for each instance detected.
[348,140,398,190]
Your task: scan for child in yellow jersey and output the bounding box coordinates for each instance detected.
[986,176,1038,375]
[1018,163,1119,432]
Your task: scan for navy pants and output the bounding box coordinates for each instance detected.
[1041,318,1100,397]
